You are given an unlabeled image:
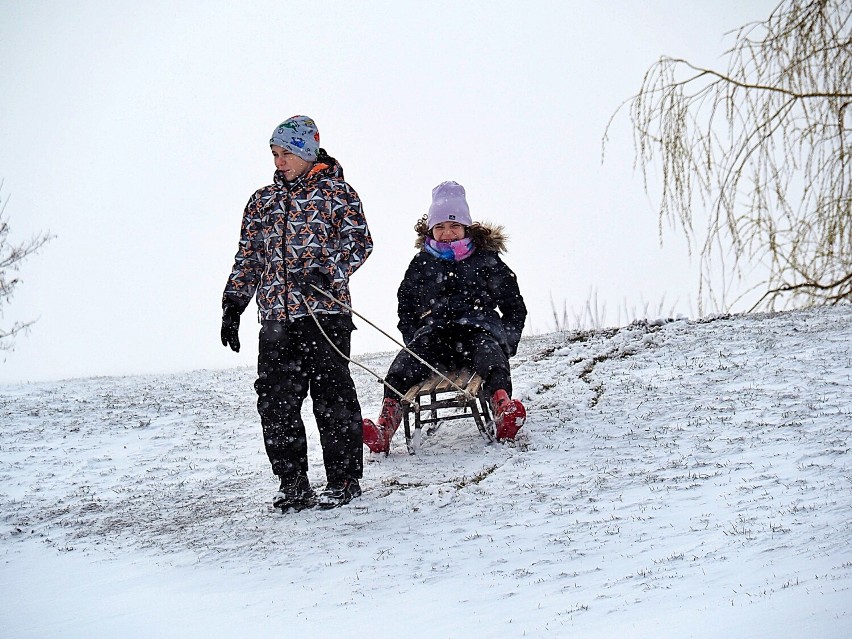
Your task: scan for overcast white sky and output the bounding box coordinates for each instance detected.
[0,0,778,384]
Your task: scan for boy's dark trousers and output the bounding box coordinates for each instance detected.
[254,314,363,483]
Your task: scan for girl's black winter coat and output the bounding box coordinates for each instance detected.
[396,225,527,357]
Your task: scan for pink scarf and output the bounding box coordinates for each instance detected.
[424,237,475,262]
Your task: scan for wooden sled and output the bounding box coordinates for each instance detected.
[401,368,493,454]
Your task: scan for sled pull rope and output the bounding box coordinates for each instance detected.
[305,284,474,401]
[304,301,407,400]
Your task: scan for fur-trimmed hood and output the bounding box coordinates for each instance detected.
[413,220,509,253]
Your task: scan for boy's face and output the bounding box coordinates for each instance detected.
[271,145,312,181]
[431,222,466,243]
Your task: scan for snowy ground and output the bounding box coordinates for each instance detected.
[1,306,851,638]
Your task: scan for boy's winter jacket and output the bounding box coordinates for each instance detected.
[224,158,373,321]
[397,224,526,357]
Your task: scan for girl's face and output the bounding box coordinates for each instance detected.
[271,145,312,181]
[431,222,466,243]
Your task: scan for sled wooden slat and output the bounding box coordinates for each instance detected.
[401,368,493,454]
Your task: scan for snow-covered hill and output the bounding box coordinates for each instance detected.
[1,306,851,638]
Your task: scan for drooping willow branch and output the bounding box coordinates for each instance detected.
[605,0,852,314]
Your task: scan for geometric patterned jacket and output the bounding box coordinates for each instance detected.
[223,157,373,322]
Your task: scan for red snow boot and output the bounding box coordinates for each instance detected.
[362,398,403,454]
[491,389,526,441]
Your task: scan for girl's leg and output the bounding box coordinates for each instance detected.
[468,333,512,397]
[383,337,443,400]
[468,332,525,441]
[364,334,446,453]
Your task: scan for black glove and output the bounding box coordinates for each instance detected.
[220,299,245,352]
[503,326,521,358]
[298,270,332,296]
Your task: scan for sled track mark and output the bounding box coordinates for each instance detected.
[536,319,679,407]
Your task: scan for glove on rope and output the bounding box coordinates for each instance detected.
[298,270,333,295]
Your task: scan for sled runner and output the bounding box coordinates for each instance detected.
[402,368,493,454]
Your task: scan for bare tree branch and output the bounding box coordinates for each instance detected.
[605,0,852,314]
[0,181,53,351]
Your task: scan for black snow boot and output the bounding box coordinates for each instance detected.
[272,474,316,512]
[316,478,362,509]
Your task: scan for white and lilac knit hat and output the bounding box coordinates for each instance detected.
[426,181,472,230]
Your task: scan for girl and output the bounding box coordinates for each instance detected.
[363,181,527,453]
